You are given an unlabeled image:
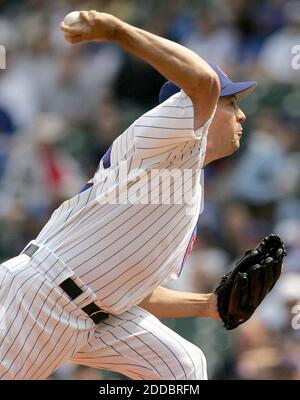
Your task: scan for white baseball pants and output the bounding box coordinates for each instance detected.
[0,247,207,380]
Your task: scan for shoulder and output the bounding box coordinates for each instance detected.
[138,91,194,123]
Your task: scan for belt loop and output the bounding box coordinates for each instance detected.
[21,242,109,325]
[21,242,40,258]
[58,278,109,324]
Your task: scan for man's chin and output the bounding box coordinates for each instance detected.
[203,141,241,166]
[232,138,241,152]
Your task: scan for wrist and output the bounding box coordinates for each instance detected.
[108,16,123,41]
[113,18,132,44]
[91,12,123,42]
[194,293,218,319]
[206,293,221,320]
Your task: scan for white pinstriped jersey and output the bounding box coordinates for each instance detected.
[36,91,214,315]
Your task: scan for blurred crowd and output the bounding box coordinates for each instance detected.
[0,0,300,380]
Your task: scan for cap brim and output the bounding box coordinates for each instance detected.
[220,81,257,99]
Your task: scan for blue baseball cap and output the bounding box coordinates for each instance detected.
[159,63,257,104]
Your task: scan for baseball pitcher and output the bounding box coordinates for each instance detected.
[0,11,285,380]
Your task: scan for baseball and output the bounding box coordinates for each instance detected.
[63,11,86,28]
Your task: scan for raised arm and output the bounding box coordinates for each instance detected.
[60,10,220,129]
[138,286,220,320]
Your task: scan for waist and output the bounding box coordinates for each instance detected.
[19,240,109,324]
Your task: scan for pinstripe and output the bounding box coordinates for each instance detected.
[123,370,145,380]
[48,203,99,249]
[104,319,176,378]
[76,202,184,279]
[135,125,193,131]
[122,132,127,160]
[93,360,153,371]
[119,130,126,160]
[60,151,200,263]
[40,258,60,277]
[96,210,190,297]
[61,153,200,306]
[140,159,161,169]
[0,258,67,377]
[92,332,156,375]
[44,174,110,248]
[76,173,183,252]
[49,201,103,248]
[136,135,193,140]
[64,193,80,223]
[127,310,200,379]
[127,320,187,379]
[161,105,193,109]
[76,205,169,278]
[125,129,129,151]
[99,323,164,375]
[0,266,13,291]
[84,185,94,207]
[0,267,41,353]
[103,328,161,378]
[66,204,159,266]
[0,263,34,321]
[121,319,185,379]
[32,311,79,379]
[87,334,154,374]
[75,353,120,359]
[113,140,119,165]
[142,115,193,120]
[11,290,65,379]
[23,299,74,379]
[72,303,204,380]
[135,143,182,150]
[64,159,199,312]
[55,141,200,259]
[74,158,198,273]
[97,212,188,296]
[37,210,60,242]
[102,217,192,307]
[18,295,67,376]
[0,278,47,378]
[55,200,65,220]
[3,282,58,376]
[34,311,79,379]
[0,267,13,327]
[95,333,126,356]
[44,192,96,246]
[64,200,70,217]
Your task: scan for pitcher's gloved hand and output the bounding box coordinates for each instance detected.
[214,234,286,330]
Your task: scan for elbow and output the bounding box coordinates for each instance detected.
[199,70,220,98]
[209,70,221,97]
[188,69,220,100]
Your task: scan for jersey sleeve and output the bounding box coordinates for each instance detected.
[133,90,214,151]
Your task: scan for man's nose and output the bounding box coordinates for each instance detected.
[237,108,246,122]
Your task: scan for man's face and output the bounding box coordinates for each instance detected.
[205,95,246,164]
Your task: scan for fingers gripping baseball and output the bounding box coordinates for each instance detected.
[60,11,119,44]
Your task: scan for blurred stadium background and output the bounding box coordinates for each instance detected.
[0,0,300,380]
